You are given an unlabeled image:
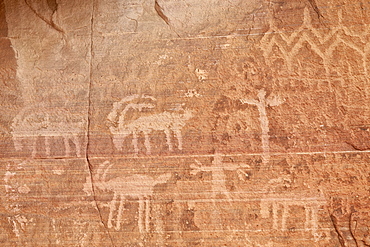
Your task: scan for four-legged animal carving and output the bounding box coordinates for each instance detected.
[108,95,193,155]
[11,105,86,158]
[94,161,171,232]
[260,186,326,240]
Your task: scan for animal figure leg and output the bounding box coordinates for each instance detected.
[31,137,38,158]
[281,205,288,230]
[164,128,173,151]
[143,131,151,155]
[154,203,165,245]
[145,198,150,232]
[116,195,125,230]
[73,134,81,157]
[64,136,71,157]
[132,131,139,155]
[45,136,51,157]
[304,205,310,230]
[173,128,183,150]
[272,202,278,230]
[224,191,234,206]
[108,192,118,229]
[311,205,319,235]
[13,135,23,151]
[138,198,145,234]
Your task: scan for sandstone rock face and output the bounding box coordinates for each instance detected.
[0,0,369,246]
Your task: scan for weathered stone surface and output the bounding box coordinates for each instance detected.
[0,0,369,246]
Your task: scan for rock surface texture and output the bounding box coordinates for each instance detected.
[0,0,369,246]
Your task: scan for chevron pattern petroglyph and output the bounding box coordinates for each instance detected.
[261,7,370,75]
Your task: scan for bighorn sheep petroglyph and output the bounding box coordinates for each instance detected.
[11,105,86,158]
[93,161,171,232]
[107,94,193,155]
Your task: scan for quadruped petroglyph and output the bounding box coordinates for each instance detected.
[11,105,86,158]
[107,94,193,155]
[260,178,327,241]
[2,1,370,245]
[92,161,171,233]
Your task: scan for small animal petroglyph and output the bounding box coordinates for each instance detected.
[7,215,34,238]
[184,89,202,98]
[93,161,171,233]
[240,89,283,165]
[107,94,193,155]
[194,68,208,81]
[11,105,86,158]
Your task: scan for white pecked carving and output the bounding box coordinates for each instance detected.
[108,94,192,155]
[11,105,86,158]
[93,161,171,233]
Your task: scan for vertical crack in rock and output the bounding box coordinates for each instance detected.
[330,214,346,247]
[154,0,169,25]
[86,1,115,246]
[24,0,64,33]
[349,212,360,247]
[154,0,180,37]
[46,0,57,13]
[307,0,323,19]
[125,16,138,32]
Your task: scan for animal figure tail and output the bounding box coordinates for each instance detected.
[157,173,171,184]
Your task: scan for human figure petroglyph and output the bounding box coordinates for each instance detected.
[3,162,35,239]
[7,215,34,238]
[190,153,251,203]
[11,105,86,158]
[107,94,193,155]
[93,161,171,233]
[240,89,283,165]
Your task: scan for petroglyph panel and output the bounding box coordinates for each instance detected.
[0,159,113,246]
[84,152,370,246]
[1,153,369,246]
[0,0,370,246]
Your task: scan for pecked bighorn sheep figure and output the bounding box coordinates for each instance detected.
[107,94,193,155]
[93,161,171,233]
[11,105,86,158]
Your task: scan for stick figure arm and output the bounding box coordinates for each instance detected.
[223,162,250,171]
[240,99,259,105]
[266,95,284,107]
[190,162,203,175]
[190,160,212,174]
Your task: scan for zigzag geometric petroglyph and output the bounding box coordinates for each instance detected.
[261,7,370,75]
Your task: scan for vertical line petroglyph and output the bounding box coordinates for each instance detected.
[240,90,283,165]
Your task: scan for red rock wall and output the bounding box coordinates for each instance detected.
[0,0,369,246]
